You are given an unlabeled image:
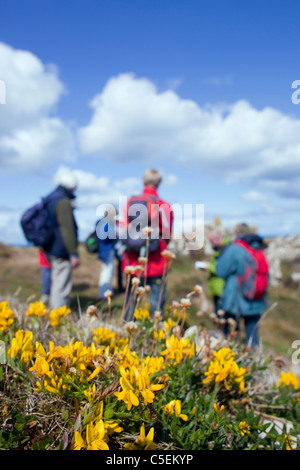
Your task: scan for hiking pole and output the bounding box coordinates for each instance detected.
[247,302,278,348]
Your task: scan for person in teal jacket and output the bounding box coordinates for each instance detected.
[216,233,268,348]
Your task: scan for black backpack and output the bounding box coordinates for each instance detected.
[20,192,60,249]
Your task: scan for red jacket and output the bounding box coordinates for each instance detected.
[39,250,51,269]
[121,185,173,277]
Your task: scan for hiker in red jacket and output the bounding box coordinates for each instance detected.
[120,169,173,319]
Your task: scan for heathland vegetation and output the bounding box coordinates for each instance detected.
[0,242,299,450]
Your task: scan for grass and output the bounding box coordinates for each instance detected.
[0,242,300,359]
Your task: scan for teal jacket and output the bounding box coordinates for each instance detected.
[216,235,267,317]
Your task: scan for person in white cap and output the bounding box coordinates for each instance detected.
[44,169,80,309]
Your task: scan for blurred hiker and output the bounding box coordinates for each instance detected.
[216,229,269,349]
[121,168,173,319]
[195,229,230,313]
[45,170,79,309]
[97,206,123,300]
[234,222,256,237]
[39,250,51,305]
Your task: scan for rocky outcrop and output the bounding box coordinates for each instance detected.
[265,235,300,286]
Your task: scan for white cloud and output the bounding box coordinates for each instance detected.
[78,73,201,161]
[0,209,24,245]
[203,74,234,86]
[241,190,267,202]
[0,42,76,172]
[164,173,178,186]
[53,166,141,210]
[78,73,300,202]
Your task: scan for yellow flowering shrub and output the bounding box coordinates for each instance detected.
[93,326,116,345]
[26,301,48,318]
[162,400,188,421]
[277,371,299,390]
[160,334,195,364]
[49,306,71,326]
[0,301,15,331]
[1,293,300,451]
[115,365,164,410]
[7,329,34,364]
[203,347,246,393]
[134,307,150,321]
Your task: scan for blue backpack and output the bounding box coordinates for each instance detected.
[20,191,61,249]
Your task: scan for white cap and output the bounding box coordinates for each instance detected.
[57,170,78,191]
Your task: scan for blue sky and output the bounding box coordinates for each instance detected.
[0,0,300,244]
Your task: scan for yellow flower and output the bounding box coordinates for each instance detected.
[115,365,164,411]
[34,341,47,358]
[49,306,71,327]
[134,308,150,321]
[213,403,225,413]
[153,329,166,341]
[0,301,15,331]
[73,432,85,451]
[143,355,166,374]
[116,346,141,369]
[93,402,123,436]
[163,318,177,334]
[284,434,294,450]
[29,356,50,376]
[239,421,251,437]
[73,420,109,450]
[277,371,299,390]
[26,301,48,317]
[203,347,246,393]
[124,423,156,450]
[7,329,34,364]
[162,400,188,421]
[93,327,116,345]
[104,420,123,435]
[88,366,102,381]
[84,384,97,404]
[34,381,44,393]
[44,371,71,395]
[160,335,195,364]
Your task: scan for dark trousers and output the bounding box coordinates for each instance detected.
[223,312,261,348]
[41,267,51,295]
[123,275,166,322]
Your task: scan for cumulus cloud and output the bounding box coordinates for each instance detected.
[164,173,178,186]
[0,42,76,172]
[78,73,300,201]
[53,166,142,209]
[203,74,234,86]
[241,190,268,202]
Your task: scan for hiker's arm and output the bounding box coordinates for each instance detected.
[55,199,78,257]
[216,245,238,279]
